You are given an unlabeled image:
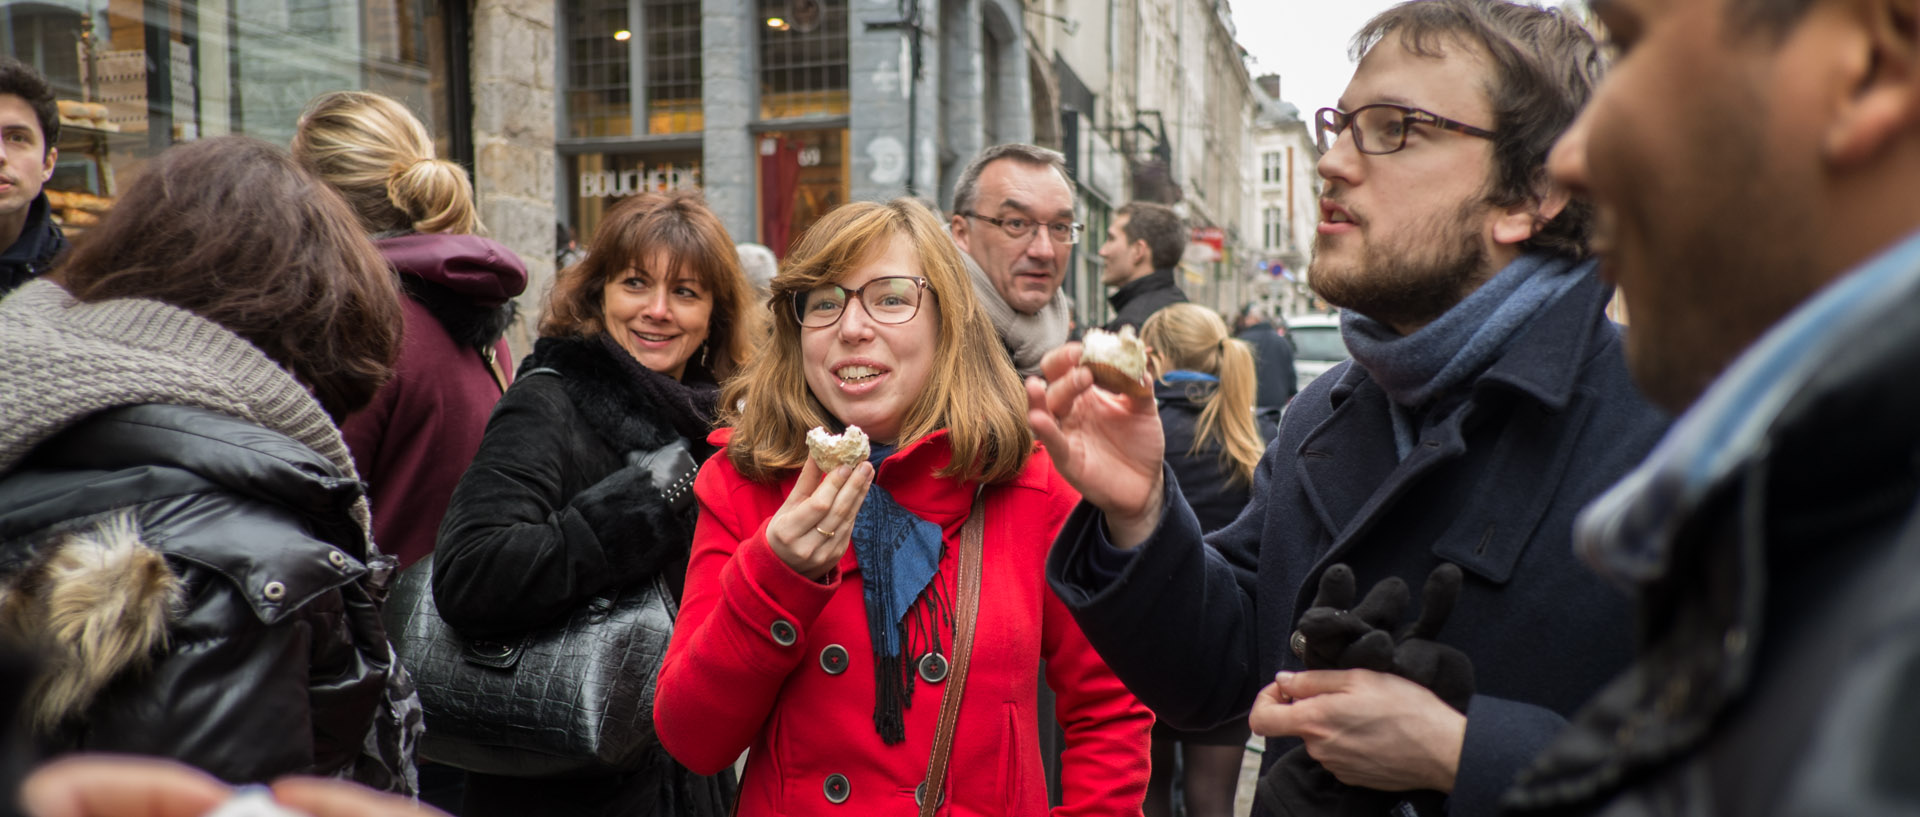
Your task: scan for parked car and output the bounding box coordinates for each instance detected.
[1284,313,1349,391]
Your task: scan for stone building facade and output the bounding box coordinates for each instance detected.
[550,0,1042,270]
[1043,0,1259,326]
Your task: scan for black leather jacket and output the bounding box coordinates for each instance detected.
[0,405,420,791]
[1105,268,1188,333]
[1503,232,1920,817]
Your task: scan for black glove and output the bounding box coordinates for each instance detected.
[569,440,701,584]
[625,438,700,514]
[1259,563,1475,817]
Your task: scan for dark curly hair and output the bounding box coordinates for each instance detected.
[0,56,59,149]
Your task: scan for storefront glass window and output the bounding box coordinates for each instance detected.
[757,0,847,119]
[4,0,451,232]
[566,0,632,137]
[755,128,844,256]
[564,0,700,138]
[643,0,699,133]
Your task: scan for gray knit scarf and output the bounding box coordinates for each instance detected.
[0,280,373,537]
[961,253,1071,377]
[1342,253,1592,458]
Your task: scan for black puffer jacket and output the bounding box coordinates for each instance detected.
[433,333,733,817]
[1156,376,1276,533]
[0,404,419,791]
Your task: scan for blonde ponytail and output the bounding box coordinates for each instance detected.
[1141,304,1266,487]
[293,91,483,236]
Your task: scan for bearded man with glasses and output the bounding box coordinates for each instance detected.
[1032,1,1672,815]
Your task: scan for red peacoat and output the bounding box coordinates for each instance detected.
[657,429,1152,816]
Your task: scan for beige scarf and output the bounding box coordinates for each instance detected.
[0,280,372,538]
[960,252,1072,377]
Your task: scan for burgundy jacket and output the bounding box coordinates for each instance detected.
[343,233,528,568]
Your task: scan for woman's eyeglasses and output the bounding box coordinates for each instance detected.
[794,276,931,328]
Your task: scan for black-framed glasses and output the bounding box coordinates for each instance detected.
[959,211,1084,245]
[794,276,931,328]
[1314,104,1497,155]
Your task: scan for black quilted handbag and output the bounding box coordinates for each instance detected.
[382,553,676,778]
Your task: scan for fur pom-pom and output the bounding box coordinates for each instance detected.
[0,514,184,732]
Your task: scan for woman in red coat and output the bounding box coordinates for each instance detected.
[655,198,1152,815]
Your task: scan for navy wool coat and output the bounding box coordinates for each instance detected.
[1048,272,1671,816]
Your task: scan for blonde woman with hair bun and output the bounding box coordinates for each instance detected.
[293,90,480,236]
[1134,302,1273,817]
[292,90,530,574]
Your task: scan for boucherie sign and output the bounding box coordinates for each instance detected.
[579,164,701,198]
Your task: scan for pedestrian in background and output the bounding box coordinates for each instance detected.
[293,90,529,571]
[736,241,778,305]
[432,190,755,817]
[1099,202,1189,333]
[655,198,1152,815]
[558,221,586,271]
[1235,302,1297,415]
[1136,303,1269,817]
[0,135,418,792]
[0,57,66,297]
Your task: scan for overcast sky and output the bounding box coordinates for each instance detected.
[1231,0,1574,117]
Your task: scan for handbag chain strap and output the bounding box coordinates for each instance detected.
[918,488,985,817]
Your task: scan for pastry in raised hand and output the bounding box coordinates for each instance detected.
[806,425,870,470]
[1079,326,1152,399]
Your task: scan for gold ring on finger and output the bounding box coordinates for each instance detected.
[816,526,836,537]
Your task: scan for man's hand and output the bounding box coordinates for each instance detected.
[1023,343,1166,548]
[1250,669,1467,793]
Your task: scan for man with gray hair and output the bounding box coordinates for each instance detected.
[949,143,1081,376]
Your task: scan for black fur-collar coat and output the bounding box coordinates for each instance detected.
[430,333,731,816]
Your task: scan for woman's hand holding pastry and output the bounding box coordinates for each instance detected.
[766,457,873,581]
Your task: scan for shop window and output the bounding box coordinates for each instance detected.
[643,0,700,133]
[10,0,452,235]
[565,0,632,137]
[563,0,700,138]
[755,129,845,256]
[7,6,85,100]
[757,0,848,119]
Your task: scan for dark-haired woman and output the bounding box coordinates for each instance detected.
[0,135,417,791]
[433,190,757,817]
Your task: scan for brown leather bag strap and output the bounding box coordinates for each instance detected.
[918,488,985,816]
[480,345,510,393]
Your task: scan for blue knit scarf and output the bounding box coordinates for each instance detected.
[1342,253,1593,458]
[849,443,952,744]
